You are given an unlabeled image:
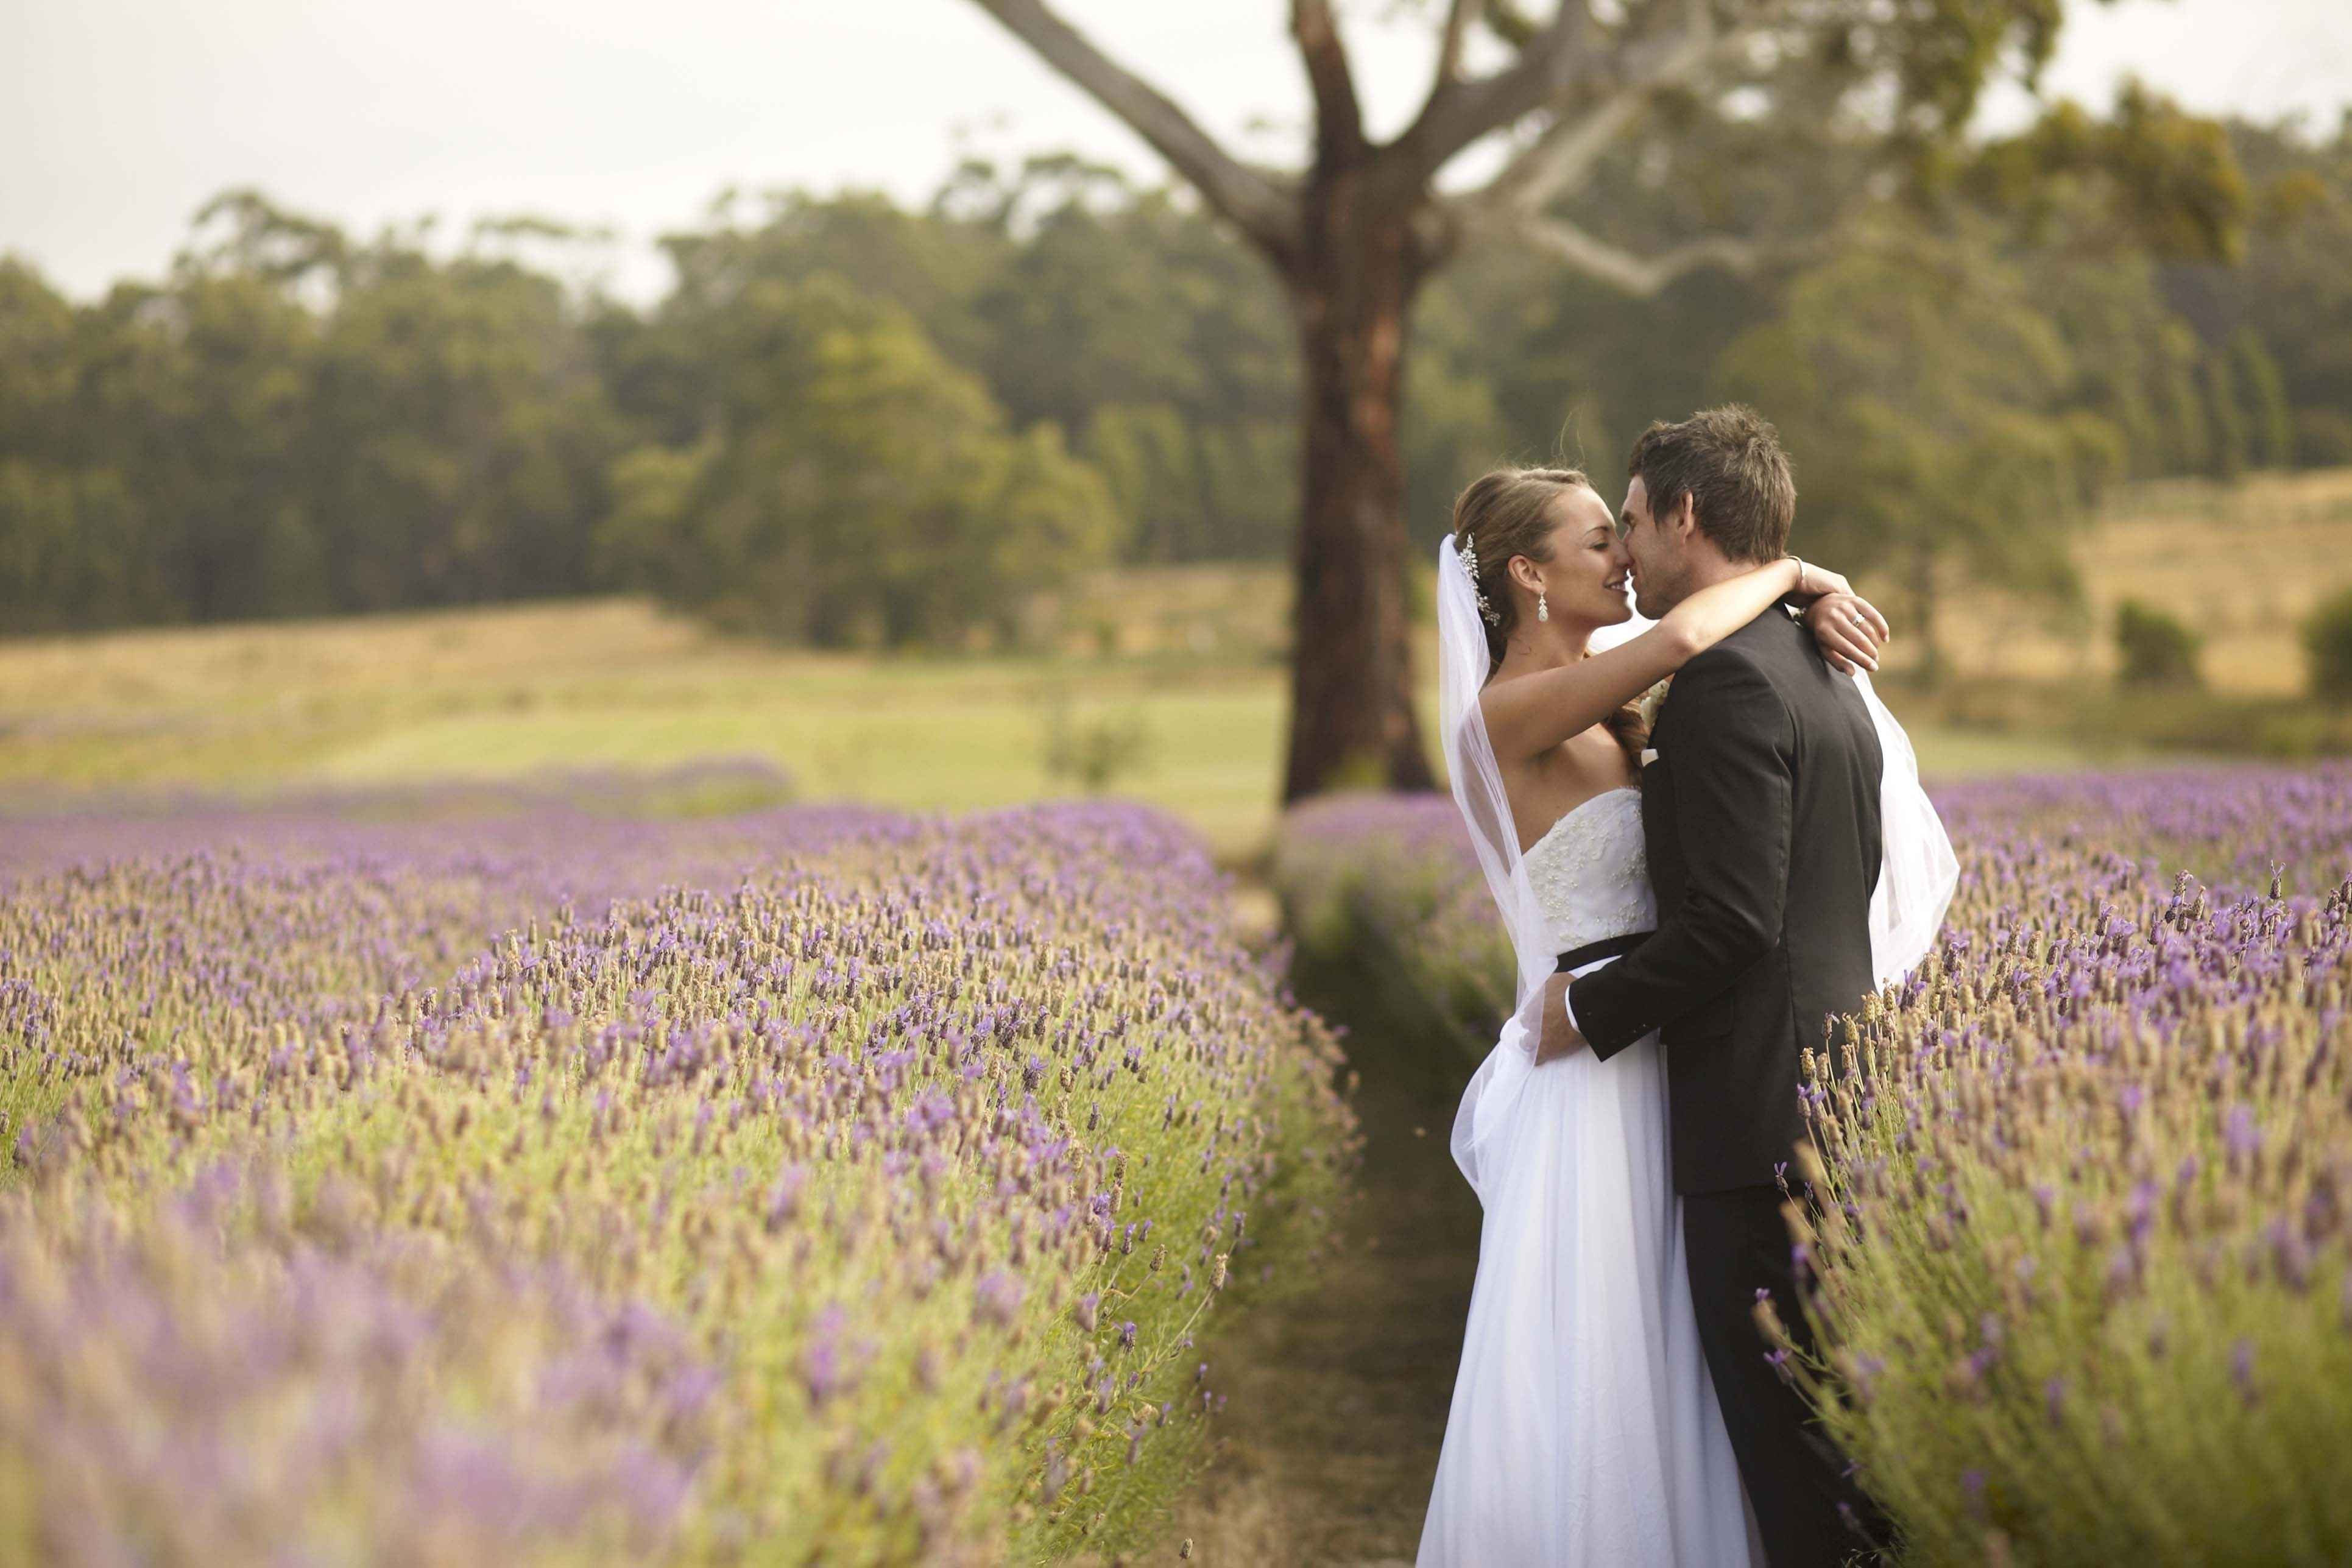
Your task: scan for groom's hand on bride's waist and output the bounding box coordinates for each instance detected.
[1534,973,1588,1063]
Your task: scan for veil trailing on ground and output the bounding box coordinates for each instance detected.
[1433,537,1957,1199]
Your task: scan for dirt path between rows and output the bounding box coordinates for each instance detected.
[1145,1014,1483,1567]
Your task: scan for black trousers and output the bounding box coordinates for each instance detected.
[1683,1184,1889,1567]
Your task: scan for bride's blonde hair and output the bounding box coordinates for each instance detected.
[1449,465,1648,776]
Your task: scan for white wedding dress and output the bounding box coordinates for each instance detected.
[1418,536,1955,1567]
[1415,784,1756,1568]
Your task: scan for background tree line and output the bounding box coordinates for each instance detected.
[2,110,2347,644]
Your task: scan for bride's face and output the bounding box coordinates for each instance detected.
[1533,487,1634,629]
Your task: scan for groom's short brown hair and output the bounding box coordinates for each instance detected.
[1628,404,1795,563]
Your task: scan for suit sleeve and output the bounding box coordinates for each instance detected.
[1569,650,1793,1061]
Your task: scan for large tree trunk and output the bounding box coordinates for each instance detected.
[1279,182,1439,803]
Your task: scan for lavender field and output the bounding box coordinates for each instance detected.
[1275,764,2352,1563]
[0,782,1353,1563]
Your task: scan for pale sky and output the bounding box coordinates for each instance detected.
[4,0,2348,308]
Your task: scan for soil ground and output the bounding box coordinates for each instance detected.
[1142,1024,1481,1567]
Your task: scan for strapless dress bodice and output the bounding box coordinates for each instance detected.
[1522,786,1655,955]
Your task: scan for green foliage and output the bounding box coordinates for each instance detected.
[1715,221,2115,662]
[2233,328,2297,470]
[636,171,1298,568]
[1966,82,2249,262]
[5,101,2350,640]
[2301,588,2352,703]
[598,275,1117,647]
[0,460,155,633]
[2167,119,2352,465]
[2114,598,2202,687]
[2011,250,2208,481]
[303,253,618,613]
[0,206,627,632]
[962,180,1298,563]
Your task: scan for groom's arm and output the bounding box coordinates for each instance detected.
[1569,651,1793,1062]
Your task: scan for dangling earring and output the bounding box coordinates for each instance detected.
[1538,590,1549,623]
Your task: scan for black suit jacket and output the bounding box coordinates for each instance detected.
[1568,606,1884,1195]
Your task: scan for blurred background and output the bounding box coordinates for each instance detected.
[4,0,2350,860]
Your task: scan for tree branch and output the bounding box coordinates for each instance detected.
[1292,0,1367,161]
[1462,9,1753,218]
[1467,16,1750,215]
[965,0,1299,258]
[1390,0,1793,213]
[1475,89,1648,216]
[1384,1,1594,197]
[1504,213,1759,294]
[1432,0,1485,93]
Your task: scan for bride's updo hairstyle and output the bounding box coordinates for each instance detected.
[1448,465,1649,774]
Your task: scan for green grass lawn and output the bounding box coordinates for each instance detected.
[0,595,2127,863]
[308,651,1292,856]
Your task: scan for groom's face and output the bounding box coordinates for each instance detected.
[1617,477,1687,621]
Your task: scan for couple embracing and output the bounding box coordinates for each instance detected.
[1416,406,1957,1567]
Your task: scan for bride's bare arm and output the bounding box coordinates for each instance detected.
[1480,557,1837,761]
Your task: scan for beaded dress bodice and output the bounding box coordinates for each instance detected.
[1522,786,1655,955]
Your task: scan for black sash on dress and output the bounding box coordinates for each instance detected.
[1553,930,1653,973]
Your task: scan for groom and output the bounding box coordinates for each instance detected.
[1541,405,1890,1565]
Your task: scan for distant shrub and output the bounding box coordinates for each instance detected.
[1036,690,1153,793]
[2301,588,2352,702]
[2295,408,2352,468]
[2114,599,2202,688]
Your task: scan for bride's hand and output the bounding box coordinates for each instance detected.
[1534,973,1587,1064]
[1804,591,1891,676]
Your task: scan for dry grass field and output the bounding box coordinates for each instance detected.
[1058,470,2352,794]
[0,595,1295,854]
[0,597,2078,863]
[6,468,2346,860]
[1065,468,2352,696]
[1913,467,2352,694]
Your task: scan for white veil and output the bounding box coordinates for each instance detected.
[1435,536,1577,1200]
[1432,537,1956,1201]
[1851,666,1959,989]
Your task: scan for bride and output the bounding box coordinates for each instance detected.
[1414,465,1946,1566]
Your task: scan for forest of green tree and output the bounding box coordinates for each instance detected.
[2,111,2347,645]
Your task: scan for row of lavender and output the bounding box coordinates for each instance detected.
[1,793,1354,1563]
[1276,765,2352,1564]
